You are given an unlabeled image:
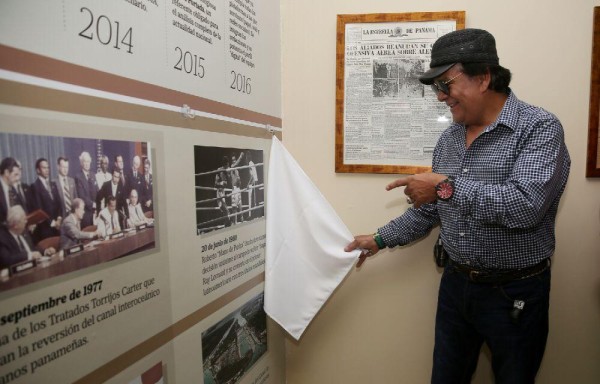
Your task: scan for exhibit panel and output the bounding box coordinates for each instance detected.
[161,127,270,322]
[0,107,172,383]
[0,0,284,382]
[0,104,282,384]
[0,0,282,122]
[169,285,285,384]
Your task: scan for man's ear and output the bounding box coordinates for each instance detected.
[478,70,491,93]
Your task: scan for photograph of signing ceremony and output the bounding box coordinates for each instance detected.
[194,146,264,235]
[0,132,156,291]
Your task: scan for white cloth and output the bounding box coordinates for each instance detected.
[264,136,361,340]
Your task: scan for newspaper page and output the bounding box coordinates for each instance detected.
[343,20,457,167]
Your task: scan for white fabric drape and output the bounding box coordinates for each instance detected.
[264,136,361,340]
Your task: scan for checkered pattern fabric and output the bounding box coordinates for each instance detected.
[378,91,571,269]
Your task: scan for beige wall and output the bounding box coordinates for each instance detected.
[281,1,600,383]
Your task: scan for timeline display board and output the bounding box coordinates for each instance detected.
[0,0,284,383]
[0,0,281,124]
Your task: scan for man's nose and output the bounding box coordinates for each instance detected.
[436,89,448,102]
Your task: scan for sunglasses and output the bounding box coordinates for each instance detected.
[431,72,463,95]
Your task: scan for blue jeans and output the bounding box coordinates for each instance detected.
[432,265,550,384]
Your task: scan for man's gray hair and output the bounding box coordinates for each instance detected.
[79,151,92,165]
[6,205,26,229]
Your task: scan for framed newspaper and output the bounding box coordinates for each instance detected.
[335,11,465,174]
[587,7,600,177]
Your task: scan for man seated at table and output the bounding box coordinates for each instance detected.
[97,196,121,238]
[60,198,98,249]
[1,205,56,270]
[127,189,153,228]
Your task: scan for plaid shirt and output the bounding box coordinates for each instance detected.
[378,91,570,269]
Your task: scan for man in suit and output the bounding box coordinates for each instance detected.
[13,161,30,214]
[127,188,153,228]
[114,155,126,191]
[0,205,54,270]
[95,155,111,200]
[96,168,126,228]
[124,155,143,199]
[74,151,98,228]
[140,158,153,213]
[55,157,78,219]
[59,198,98,249]
[0,157,26,224]
[29,158,63,244]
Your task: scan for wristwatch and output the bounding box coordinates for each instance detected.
[435,177,455,201]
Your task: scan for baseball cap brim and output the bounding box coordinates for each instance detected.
[419,63,455,85]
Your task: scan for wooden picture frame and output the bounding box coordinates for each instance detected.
[335,11,465,174]
[587,7,600,177]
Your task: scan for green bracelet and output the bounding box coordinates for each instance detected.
[373,233,385,249]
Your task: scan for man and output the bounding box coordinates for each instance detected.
[229,153,244,224]
[140,159,153,213]
[126,189,153,228]
[124,155,143,198]
[0,157,25,223]
[95,155,112,199]
[215,156,231,227]
[96,168,126,227]
[246,152,258,219]
[59,198,98,249]
[0,205,53,270]
[345,29,570,383]
[0,206,31,269]
[96,196,121,238]
[12,161,30,214]
[29,158,63,244]
[55,157,78,219]
[114,155,126,190]
[74,151,98,228]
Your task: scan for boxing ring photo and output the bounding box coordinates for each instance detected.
[194,146,265,235]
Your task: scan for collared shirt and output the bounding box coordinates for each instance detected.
[96,171,111,188]
[378,91,571,269]
[38,176,52,197]
[15,183,26,204]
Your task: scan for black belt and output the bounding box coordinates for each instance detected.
[447,257,550,284]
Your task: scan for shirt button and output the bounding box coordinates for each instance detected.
[459,233,465,237]
[462,168,469,173]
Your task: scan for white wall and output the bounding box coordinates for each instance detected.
[281,1,600,383]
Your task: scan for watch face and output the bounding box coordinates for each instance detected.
[436,181,453,200]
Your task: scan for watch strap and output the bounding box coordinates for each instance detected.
[373,233,385,249]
